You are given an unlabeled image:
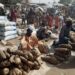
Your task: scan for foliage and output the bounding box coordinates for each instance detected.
[0,0,21,6]
[59,0,71,4]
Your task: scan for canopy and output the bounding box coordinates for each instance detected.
[36,6,44,12]
[16,3,21,6]
[54,3,64,7]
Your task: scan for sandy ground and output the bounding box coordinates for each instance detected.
[14,21,75,75]
[46,52,75,75]
[0,31,75,75]
[28,38,75,75]
[28,51,75,75]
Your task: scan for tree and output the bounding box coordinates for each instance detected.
[10,0,21,4]
[71,0,75,4]
[0,0,21,6]
[59,0,71,4]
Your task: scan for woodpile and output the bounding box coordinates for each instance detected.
[70,43,75,51]
[42,44,72,65]
[38,41,49,54]
[38,44,49,54]
[0,48,41,75]
[69,31,75,51]
[19,36,49,54]
[70,31,75,43]
[69,31,75,50]
[58,44,72,49]
[41,55,60,65]
[54,44,72,62]
[54,47,71,62]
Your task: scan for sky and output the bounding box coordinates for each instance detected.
[30,0,60,4]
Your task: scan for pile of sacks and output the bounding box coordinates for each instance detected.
[0,21,17,40]
[42,44,72,65]
[0,48,41,75]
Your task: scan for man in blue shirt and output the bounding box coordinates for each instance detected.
[53,18,75,47]
[59,18,75,44]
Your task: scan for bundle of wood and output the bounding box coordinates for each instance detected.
[0,48,41,75]
[69,31,75,51]
[38,41,49,54]
[19,35,50,54]
[41,55,60,65]
[70,43,75,51]
[42,44,72,65]
[54,44,72,62]
[70,31,75,43]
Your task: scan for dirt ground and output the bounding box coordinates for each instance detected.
[0,33,75,75]
[28,51,75,75]
[28,38,75,75]
[46,53,75,75]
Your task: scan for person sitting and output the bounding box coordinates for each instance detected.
[53,18,75,47]
[19,28,33,51]
[36,27,51,40]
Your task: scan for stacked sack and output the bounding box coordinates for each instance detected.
[0,20,17,40]
[42,44,72,65]
[0,48,41,75]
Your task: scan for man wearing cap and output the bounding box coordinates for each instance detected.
[59,18,75,44]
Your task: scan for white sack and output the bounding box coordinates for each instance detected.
[0,34,18,40]
[0,25,16,31]
[0,30,17,36]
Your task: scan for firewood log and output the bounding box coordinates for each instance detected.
[58,44,72,50]
[41,55,60,65]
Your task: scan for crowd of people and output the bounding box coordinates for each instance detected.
[5,6,64,31]
[0,5,75,48]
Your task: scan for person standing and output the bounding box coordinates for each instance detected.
[27,8,36,25]
[59,14,64,30]
[53,18,75,47]
[41,12,47,27]
[47,13,53,30]
[10,8,17,22]
[21,11,25,25]
[55,15,60,29]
